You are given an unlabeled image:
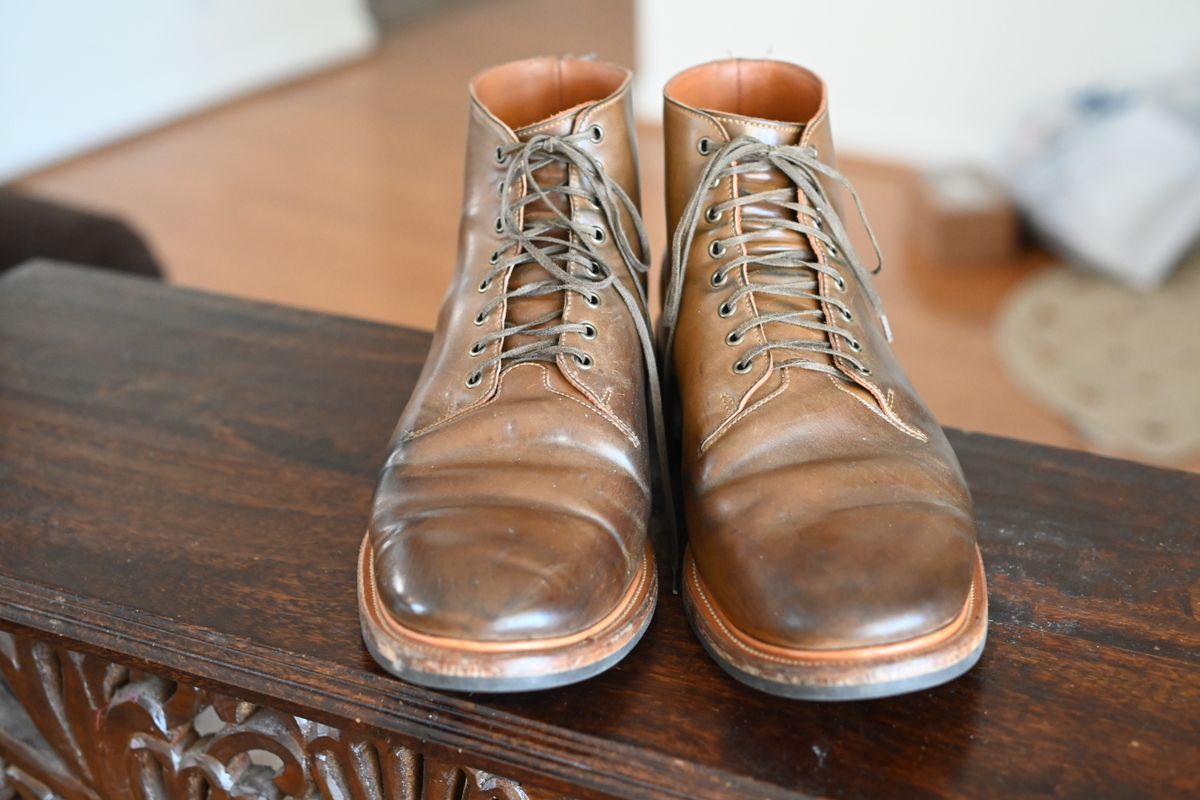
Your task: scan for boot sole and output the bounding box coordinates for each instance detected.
[358,535,657,692]
[683,547,988,701]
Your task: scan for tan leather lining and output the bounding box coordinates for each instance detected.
[361,534,653,654]
[664,58,824,126]
[472,55,628,130]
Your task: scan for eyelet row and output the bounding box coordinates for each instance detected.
[730,356,870,377]
[473,132,606,389]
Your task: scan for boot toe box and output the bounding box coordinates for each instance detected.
[696,500,978,651]
[373,505,633,643]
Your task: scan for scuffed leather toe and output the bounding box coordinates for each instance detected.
[696,501,977,651]
[373,505,631,643]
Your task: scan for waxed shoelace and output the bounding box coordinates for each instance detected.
[468,129,679,582]
[661,136,892,385]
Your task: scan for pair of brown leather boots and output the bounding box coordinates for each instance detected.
[357,56,987,701]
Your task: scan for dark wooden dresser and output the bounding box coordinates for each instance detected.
[1,262,1196,799]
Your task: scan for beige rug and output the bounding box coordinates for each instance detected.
[996,253,1200,465]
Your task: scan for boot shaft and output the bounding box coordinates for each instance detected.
[397,56,652,441]
[660,58,929,444]
[663,59,840,249]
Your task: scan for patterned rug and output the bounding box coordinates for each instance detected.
[996,253,1200,465]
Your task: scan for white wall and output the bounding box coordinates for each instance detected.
[0,1,377,181]
[635,0,1200,168]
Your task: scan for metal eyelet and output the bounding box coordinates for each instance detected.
[495,146,508,164]
[488,250,501,264]
[854,363,872,376]
[718,301,735,318]
[592,226,607,244]
[474,310,488,326]
[705,206,722,223]
[733,358,753,374]
[847,339,862,352]
[589,124,604,144]
[586,293,601,307]
[586,260,602,277]
[697,137,713,156]
[726,330,743,346]
[710,270,727,287]
[812,217,823,229]
[465,371,483,387]
[469,341,486,356]
[833,276,846,292]
[494,216,504,234]
[581,322,597,340]
[477,277,492,292]
[826,244,840,258]
[574,353,593,369]
[841,308,854,322]
[709,240,726,259]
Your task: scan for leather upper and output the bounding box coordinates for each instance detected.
[664,59,979,650]
[369,57,652,643]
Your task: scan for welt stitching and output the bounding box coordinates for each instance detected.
[701,368,790,454]
[708,113,801,133]
[827,373,928,442]
[665,98,727,136]
[541,368,640,447]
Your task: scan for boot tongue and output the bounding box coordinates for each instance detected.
[502,110,582,355]
[706,111,811,261]
[706,111,831,370]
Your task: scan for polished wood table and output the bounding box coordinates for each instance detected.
[1,262,1196,800]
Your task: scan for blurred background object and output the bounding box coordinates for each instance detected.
[912,168,1020,268]
[633,0,1200,167]
[1006,87,1200,289]
[2,0,1197,470]
[0,190,162,278]
[0,1,377,181]
[997,252,1200,464]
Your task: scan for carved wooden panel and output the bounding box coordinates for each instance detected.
[0,632,566,800]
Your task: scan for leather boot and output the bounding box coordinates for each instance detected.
[661,59,987,700]
[360,56,660,692]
